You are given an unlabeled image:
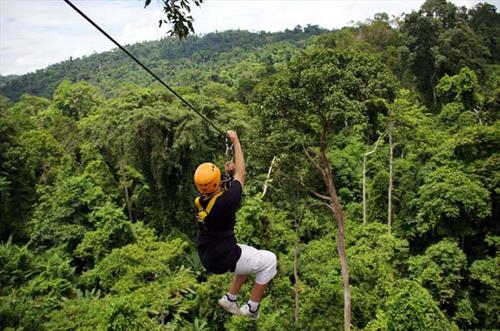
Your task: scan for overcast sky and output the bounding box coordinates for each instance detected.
[0,0,496,76]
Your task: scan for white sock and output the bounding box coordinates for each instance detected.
[226,293,237,302]
[247,299,260,312]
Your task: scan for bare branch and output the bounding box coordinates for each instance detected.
[473,108,483,125]
[303,146,324,175]
[364,130,388,158]
[363,130,388,225]
[299,176,332,202]
[311,190,333,202]
[262,156,277,198]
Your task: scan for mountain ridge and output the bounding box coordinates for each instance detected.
[0,27,329,101]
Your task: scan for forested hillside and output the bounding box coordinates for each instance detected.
[0,26,326,102]
[1,1,499,330]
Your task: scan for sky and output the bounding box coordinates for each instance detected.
[0,0,497,76]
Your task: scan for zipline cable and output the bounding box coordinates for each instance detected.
[64,0,322,149]
[63,0,225,137]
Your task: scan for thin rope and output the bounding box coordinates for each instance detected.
[63,0,225,137]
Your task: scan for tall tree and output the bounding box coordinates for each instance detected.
[261,48,397,330]
[401,0,489,107]
[468,3,500,62]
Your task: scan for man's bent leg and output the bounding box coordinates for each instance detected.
[219,274,248,315]
[250,282,268,302]
[229,274,248,295]
[249,250,277,302]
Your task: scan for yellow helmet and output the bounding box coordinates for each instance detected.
[194,162,221,194]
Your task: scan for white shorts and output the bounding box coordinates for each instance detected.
[234,244,277,284]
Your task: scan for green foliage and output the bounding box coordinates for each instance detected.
[0,248,76,330]
[19,129,65,184]
[347,223,409,328]
[469,235,500,329]
[400,0,494,107]
[262,47,396,139]
[9,94,51,117]
[75,202,135,267]
[415,166,490,236]
[468,3,500,61]
[436,67,482,108]
[30,171,107,252]
[1,29,327,101]
[145,0,204,39]
[408,238,467,313]
[0,237,36,295]
[328,134,365,205]
[53,80,104,120]
[235,196,294,253]
[105,296,155,331]
[0,4,498,329]
[385,280,457,331]
[80,238,189,293]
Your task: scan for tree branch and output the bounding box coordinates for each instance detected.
[299,176,332,202]
[303,146,323,176]
[363,130,388,158]
[363,130,387,225]
[262,156,277,198]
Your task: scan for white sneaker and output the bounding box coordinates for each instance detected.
[218,294,240,315]
[239,303,260,319]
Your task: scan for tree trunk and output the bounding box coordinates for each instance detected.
[388,130,393,232]
[431,71,437,108]
[120,162,133,222]
[363,155,367,225]
[319,127,351,331]
[124,186,133,222]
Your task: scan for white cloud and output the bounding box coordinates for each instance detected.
[119,12,164,45]
[0,0,497,75]
[0,0,163,75]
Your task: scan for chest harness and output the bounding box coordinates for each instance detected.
[194,191,235,238]
[195,191,224,223]
[194,138,235,237]
[194,138,235,223]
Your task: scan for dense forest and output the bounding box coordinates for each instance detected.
[0,0,499,330]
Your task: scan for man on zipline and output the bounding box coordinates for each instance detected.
[193,130,277,319]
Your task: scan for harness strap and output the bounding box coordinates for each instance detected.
[195,191,224,222]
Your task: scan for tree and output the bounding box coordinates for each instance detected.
[144,0,204,39]
[468,3,500,62]
[53,80,104,121]
[362,131,387,225]
[401,0,489,107]
[408,239,467,310]
[385,280,458,331]
[414,166,490,238]
[261,48,397,330]
[347,222,409,328]
[436,67,482,117]
[469,235,500,329]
